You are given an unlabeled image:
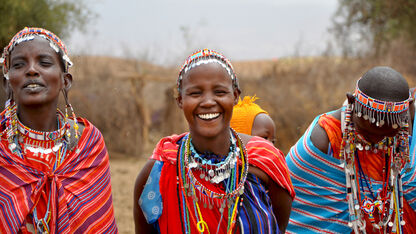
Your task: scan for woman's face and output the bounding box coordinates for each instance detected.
[7,36,70,107]
[177,63,239,140]
[352,113,401,143]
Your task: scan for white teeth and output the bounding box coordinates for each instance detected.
[198,113,220,120]
[26,84,41,88]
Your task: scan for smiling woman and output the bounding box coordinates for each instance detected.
[0,27,117,233]
[134,49,295,234]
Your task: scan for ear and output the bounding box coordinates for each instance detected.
[233,88,240,106]
[63,73,73,92]
[346,92,355,105]
[176,95,183,109]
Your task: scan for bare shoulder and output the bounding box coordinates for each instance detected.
[310,109,341,154]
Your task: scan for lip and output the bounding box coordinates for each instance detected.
[23,80,45,89]
[22,80,46,93]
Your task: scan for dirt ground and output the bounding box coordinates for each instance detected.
[110,157,147,234]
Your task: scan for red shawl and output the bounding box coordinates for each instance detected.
[150,133,295,233]
[0,118,118,233]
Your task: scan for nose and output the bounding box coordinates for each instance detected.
[26,61,39,77]
[200,93,216,107]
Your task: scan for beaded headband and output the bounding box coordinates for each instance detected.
[177,49,239,92]
[0,27,73,78]
[353,79,410,128]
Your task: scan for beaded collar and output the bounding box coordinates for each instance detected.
[17,111,67,142]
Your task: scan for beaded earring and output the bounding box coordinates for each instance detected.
[62,89,79,140]
[2,83,18,145]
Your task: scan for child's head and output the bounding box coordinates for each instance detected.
[176,49,240,138]
[230,96,276,144]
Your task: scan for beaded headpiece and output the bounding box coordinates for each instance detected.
[0,27,73,78]
[177,49,239,92]
[353,79,410,128]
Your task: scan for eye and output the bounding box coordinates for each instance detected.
[40,59,53,66]
[214,90,228,95]
[11,61,24,69]
[188,91,202,97]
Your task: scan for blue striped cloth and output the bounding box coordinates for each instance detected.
[286,113,416,234]
[238,173,280,233]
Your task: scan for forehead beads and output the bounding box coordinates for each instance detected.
[1,27,73,78]
[353,79,410,128]
[177,49,239,92]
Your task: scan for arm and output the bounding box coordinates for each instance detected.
[310,121,330,154]
[269,180,293,233]
[249,166,292,233]
[133,159,158,234]
[310,109,341,154]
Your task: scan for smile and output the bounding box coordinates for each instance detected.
[25,84,42,88]
[197,113,220,120]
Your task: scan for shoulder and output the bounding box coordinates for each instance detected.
[150,133,187,162]
[310,109,341,154]
[244,135,283,157]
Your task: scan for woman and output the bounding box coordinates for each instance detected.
[134,49,294,233]
[0,27,117,233]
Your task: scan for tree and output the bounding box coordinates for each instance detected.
[0,0,94,49]
[331,0,416,56]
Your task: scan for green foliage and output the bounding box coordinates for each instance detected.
[332,0,416,56]
[0,0,93,49]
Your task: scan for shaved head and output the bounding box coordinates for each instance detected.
[358,66,409,102]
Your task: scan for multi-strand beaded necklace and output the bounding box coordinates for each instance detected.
[2,100,79,233]
[177,129,249,234]
[341,82,410,234]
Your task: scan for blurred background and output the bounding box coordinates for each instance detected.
[1,0,416,233]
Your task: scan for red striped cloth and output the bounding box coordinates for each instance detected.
[0,118,118,233]
[150,133,295,233]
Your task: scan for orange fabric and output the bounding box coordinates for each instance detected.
[318,114,416,233]
[230,96,268,135]
[318,114,342,158]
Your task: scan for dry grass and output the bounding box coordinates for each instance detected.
[110,157,147,234]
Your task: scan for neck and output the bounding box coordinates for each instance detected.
[17,104,58,132]
[189,129,232,156]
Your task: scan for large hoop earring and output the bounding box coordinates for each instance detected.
[62,89,79,139]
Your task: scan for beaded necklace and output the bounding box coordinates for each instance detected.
[177,129,248,234]
[341,103,409,234]
[6,110,71,234]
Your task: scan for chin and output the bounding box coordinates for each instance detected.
[192,126,227,138]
